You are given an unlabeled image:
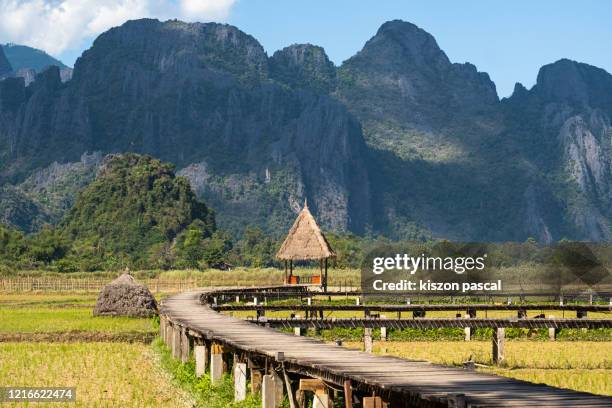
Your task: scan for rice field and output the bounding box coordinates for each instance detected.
[0,293,156,337]
[0,308,155,334]
[344,340,612,395]
[2,288,611,404]
[0,342,192,407]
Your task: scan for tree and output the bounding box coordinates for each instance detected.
[201,231,233,268]
[29,226,70,264]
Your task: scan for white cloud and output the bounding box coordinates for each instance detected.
[0,0,237,57]
[180,0,236,21]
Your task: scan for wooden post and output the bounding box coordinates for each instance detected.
[492,328,505,364]
[195,345,207,377]
[262,372,284,408]
[282,367,297,408]
[159,315,166,340]
[172,325,181,360]
[296,389,306,408]
[343,380,353,408]
[363,396,385,408]
[210,343,224,384]
[250,369,263,394]
[180,328,190,363]
[285,260,288,284]
[324,258,328,292]
[364,328,373,353]
[320,259,324,290]
[234,363,247,401]
[262,374,277,408]
[447,393,466,408]
[294,327,302,336]
[577,310,588,333]
[210,354,223,383]
[548,315,557,340]
[313,394,331,408]
[464,327,471,342]
[165,323,173,347]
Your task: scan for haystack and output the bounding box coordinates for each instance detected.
[276,201,335,290]
[93,274,158,317]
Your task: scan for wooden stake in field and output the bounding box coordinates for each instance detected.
[492,327,505,364]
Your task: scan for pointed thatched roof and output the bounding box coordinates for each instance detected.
[276,202,336,261]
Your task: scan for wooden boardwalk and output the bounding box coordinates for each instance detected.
[162,290,612,407]
[252,316,612,330]
[212,303,612,313]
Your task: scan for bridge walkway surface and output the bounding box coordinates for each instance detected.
[161,290,612,407]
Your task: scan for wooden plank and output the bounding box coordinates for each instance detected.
[161,290,612,408]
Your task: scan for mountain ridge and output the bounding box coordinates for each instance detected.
[0,18,610,242]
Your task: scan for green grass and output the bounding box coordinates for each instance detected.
[0,293,157,341]
[0,342,191,407]
[0,293,98,307]
[152,338,264,408]
[0,307,155,334]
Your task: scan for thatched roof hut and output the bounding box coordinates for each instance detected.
[276,201,335,289]
[93,274,158,317]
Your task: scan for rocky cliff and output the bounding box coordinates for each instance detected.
[0,46,12,77]
[502,59,612,241]
[0,19,371,236]
[0,19,610,242]
[336,20,499,160]
[0,44,72,85]
[270,44,337,93]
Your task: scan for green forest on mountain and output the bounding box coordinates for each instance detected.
[1,153,609,277]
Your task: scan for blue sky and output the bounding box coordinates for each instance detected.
[229,0,612,97]
[2,0,611,97]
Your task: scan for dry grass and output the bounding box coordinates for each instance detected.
[344,340,612,395]
[486,369,611,396]
[0,268,361,293]
[0,342,192,407]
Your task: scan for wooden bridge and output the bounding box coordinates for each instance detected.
[160,287,612,407]
[212,302,611,315]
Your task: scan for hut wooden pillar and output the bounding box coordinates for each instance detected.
[284,261,288,284]
[323,258,328,292]
[319,259,323,289]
